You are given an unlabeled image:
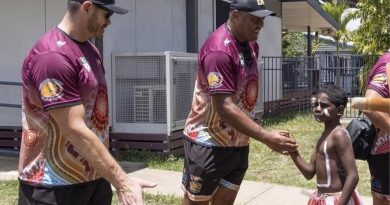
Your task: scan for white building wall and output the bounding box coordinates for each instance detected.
[258,17,283,102]
[198,0,215,48]
[258,17,282,58]
[0,0,65,127]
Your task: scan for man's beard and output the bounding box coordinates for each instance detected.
[87,13,103,39]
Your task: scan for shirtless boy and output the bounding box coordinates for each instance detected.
[290,84,363,205]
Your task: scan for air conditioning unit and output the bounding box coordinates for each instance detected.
[133,85,167,123]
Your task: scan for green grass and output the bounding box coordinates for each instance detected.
[0,180,18,205]
[118,150,184,172]
[112,192,182,205]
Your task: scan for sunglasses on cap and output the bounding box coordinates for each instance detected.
[92,2,114,19]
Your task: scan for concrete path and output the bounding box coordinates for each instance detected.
[0,155,373,205]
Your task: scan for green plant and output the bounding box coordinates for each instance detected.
[350,0,390,90]
[351,0,390,56]
[282,32,306,57]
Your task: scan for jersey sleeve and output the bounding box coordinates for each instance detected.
[202,51,236,94]
[29,51,82,110]
[367,62,389,98]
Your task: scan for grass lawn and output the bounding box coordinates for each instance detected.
[0,180,18,205]
[0,112,372,204]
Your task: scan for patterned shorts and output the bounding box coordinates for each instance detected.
[308,190,363,205]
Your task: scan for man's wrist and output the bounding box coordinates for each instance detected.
[257,127,270,142]
[111,170,128,189]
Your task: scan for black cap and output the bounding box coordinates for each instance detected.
[74,0,128,14]
[230,0,275,18]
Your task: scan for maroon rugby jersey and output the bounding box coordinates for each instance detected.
[20,27,109,186]
[184,24,260,147]
[367,52,390,155]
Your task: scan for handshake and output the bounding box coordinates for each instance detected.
[262,130,298,155]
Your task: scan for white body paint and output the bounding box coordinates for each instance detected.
[323,108,330,117]
[317,141,331,188]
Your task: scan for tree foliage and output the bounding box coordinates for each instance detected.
[350,0,390,90]
[282,32,305,57]
[322,0,354,45]
[351,0,390,55]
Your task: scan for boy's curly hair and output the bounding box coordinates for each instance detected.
[318,83,348,108]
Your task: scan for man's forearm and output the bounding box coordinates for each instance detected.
[48,105,128,190]
[66,125,126,188]
[218,101,268,142]
[363,110,390,131]
[211,94,297,154]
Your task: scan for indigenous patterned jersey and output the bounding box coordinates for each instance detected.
[184,24,259,147]
[367,52,390,155]
[19,27,109,186]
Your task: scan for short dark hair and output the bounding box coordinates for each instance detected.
[68,0,81,13]
[318,83,348,108]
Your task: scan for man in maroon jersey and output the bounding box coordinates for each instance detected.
[364,51,390,205]
[181,0,298,204]
[19,1,155,204]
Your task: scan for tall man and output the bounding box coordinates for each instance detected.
[181,0,298,204]
[19,1,155,204]
[363,51,390,205]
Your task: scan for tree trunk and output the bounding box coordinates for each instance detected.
[336,40,341,87]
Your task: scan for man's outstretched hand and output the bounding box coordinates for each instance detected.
[116,176,157,205]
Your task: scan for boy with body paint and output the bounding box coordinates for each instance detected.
[290,84,363,205]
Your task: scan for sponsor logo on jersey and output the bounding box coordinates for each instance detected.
[224,38,231,46]
[207,72,224,89]
[39,79,64,102]
[371,73,387,87]
[371,134,390,154]
[56,40,66,48]
[79,57,91,72]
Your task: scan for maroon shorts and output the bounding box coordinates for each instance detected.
[181,137,249,201]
